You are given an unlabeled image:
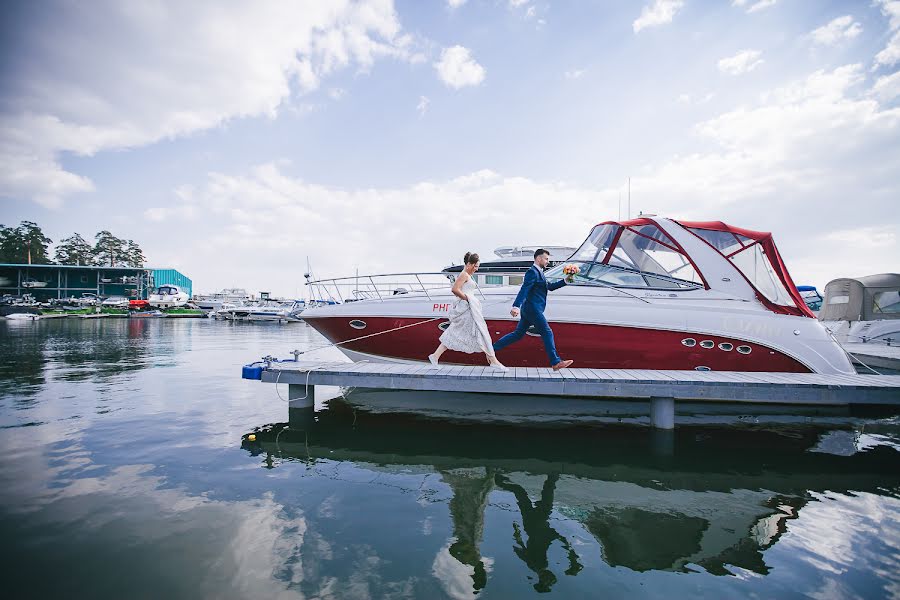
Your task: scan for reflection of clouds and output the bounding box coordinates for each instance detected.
[432,539,493,600]
[778,491,900,598]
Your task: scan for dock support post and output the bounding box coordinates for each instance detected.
[650,397,675,430]
[288,384,314,409]
[288,384,315,429]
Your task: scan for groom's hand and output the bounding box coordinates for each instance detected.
[510,307,520,318]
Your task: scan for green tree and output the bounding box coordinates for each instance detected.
[93,230,126,267]
[0,221,52,264]
[123,239,147,268]
[54,233,96,265]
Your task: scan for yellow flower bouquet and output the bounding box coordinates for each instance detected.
[562,264,580,282]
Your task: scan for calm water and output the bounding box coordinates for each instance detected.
[1,318,899,599]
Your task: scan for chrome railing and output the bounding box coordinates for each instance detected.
[305,271,477,304]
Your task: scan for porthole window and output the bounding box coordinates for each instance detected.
[700,340,714,349]
[737,345,752,354]
[681,338,696,347]
[349,320,367,330]
[695,366,711,371]
[438,321,450,331]
[718,343,733,351]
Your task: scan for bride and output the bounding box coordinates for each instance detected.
[428,252,507,370]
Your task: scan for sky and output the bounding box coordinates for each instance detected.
[0,0,898,298]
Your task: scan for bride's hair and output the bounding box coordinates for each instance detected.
[463,252,480,265]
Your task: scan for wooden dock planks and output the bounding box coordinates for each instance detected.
[257,361,900,406]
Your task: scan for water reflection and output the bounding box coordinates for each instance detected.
[244,399,900,595]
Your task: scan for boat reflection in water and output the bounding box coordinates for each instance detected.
[242,398,900,597]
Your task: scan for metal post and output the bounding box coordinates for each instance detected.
[370,276,383,301]
[650,396,675,429]
[288,383,314,409]
[415,274,432,300]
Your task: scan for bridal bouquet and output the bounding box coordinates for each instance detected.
[562,264,580,282]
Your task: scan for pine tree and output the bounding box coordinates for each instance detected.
[124,240,147,268]
[93,230,126,267]
[0,221,52,264]
[54,233,96,265]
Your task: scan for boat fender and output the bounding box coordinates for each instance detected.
[242,363,264,380]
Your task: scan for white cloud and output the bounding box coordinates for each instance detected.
[615,63,900,285]
[733,0,778,14]
[874,0,900,67]
[509,0,529,7]
[811,16,862,46]
[718,49,764,75]
[434,46,486,89]
[447,0,467,8]
[417,95,430,117]
[677,92,715,104]
[564,69,586,80]
[142,164,613,295]
[0,0,420,208]
[822,226,896,249]
[633,0,684,33]
[872,70,900,101]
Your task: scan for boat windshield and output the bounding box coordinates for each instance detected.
[544,224,703,289]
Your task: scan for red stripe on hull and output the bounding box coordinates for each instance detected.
[303,316,811,373]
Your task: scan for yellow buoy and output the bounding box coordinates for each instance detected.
[248,434,256,442]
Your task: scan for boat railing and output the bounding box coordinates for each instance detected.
[305,272,464,304]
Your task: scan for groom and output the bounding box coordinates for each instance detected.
[493,249,574,370]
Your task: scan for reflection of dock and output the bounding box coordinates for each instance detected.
[243,360,900,429]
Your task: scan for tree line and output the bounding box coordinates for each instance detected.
[0,221,147,268]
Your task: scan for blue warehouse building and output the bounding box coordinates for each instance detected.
[0,264,192,301]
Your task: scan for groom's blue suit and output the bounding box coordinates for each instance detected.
[493,264,567,366]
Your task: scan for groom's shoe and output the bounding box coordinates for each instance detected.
[552,359,574,371]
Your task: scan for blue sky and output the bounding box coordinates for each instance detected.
[1,0,898,297]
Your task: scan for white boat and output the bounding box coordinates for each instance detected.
[21,278,48,288]
[192,288,251,311]
[100,296,130,309]
[797,285,824,315]
[442,245,576,289]
[216,299,306,322]
[4,313,40,320]
[148,284,189,308]
[301,217,853,374]
[819,274,900,345]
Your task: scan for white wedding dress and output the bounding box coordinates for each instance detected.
[439,279,493,354]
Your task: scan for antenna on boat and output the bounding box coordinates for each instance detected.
[627,176,631,220]
[617,189,621,221]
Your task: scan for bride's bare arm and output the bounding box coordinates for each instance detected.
[451,272,470,301]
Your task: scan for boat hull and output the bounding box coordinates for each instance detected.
[305,315,814,372]
[300,286,855,374]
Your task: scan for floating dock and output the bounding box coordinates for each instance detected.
[243,360,900,429]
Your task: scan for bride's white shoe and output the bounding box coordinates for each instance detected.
[491,363,508,372]
[428,354,439,366]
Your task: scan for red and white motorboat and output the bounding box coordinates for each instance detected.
[301,217,854,374]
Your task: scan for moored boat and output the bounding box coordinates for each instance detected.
[301,217,854,374]
[148,284,189,308]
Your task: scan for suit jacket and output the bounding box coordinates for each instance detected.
[512,264,566,314]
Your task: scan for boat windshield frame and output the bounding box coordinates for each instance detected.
[544,223,705,290]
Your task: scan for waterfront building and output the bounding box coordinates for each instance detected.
[0,264,192,301]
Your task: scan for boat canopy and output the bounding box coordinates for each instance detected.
[547,217,813,317]
[818,273,900,322]
[675,220,814,317]
[545,218,706,290]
